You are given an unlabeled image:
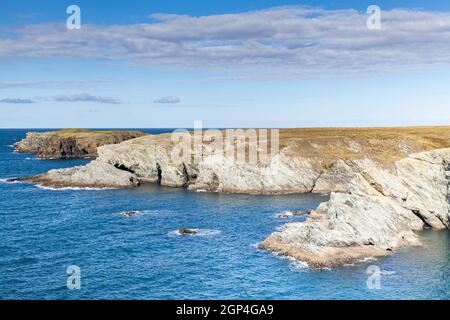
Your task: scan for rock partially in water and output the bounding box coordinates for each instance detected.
[18,161,140,189]
[121,210,140,217]
[16,127,450,194]
[290,210,312,216]
[178,229,198,235]
[261,148,450,268]
[276,210,312,219]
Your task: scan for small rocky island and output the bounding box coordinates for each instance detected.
[13,126,450,267]
[14,129,146,159]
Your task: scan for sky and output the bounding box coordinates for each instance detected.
[1,0,450,128]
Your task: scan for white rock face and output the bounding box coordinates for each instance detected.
[260,148,450,267]
[23,161,139,188]
[24,133,366,194]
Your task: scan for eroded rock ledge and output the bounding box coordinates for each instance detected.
[14,129,146,159]
[260,148,450,268]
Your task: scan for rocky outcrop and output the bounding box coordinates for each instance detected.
[14,129,146,159]
[15,127,450,266]
[17,133,377,193]
[260,148,450,268]
[18,161,140,188]
[16,127,450,194]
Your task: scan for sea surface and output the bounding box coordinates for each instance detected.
[0,129,449,300]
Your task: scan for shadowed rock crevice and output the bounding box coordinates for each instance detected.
[156,163,162,184]
[114,163,136,174]
[411,209,432,229]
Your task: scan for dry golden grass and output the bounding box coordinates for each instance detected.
[276,126,450,166]
[56,128,143,136]
[55,126,450,167]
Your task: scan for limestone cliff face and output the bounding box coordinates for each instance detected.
[14,129,146,159]
[16,127,450,194]
[18,132,374,193]
[260,148,450,268]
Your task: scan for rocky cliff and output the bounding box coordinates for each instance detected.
[14,129,146,159]
[18,126,450,192]
[260,148,450,267]
[15,126,450,267]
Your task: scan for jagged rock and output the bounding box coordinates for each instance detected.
[260,148,450,268]
[14,129,146,159]
[17,127,450,194]
[18,161,139,189]
[15,127,450,267]
[291,210,312,216]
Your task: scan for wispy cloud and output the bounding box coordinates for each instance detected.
[0,98,35,104]
[0,80,111,90]
[154,96,180,104]
[52,93,122,104]
[0,93,122,104]
[1,6,450,77]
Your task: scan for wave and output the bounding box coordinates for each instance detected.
[119,210,163,217]
[168,229,221,237]
[270,251,310,271]
[274,211,294,219]
[0,178,20,184]
[358,256,378,263]
[36,185,116,191]
[274,210,308,219]
[380,270,396,276]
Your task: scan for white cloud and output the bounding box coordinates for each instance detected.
[1,6,450,77]
[154,96,180,104]
[0,93,122,104]
[52,93,122,104]
[0,98,35,104]
[0,80,111,90]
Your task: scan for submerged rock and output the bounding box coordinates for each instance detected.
[121,210,140,217]
[178,229,198,235]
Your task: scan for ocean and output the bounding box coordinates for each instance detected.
[0,129,449,300]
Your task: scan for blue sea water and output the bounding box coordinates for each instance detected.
[0,129,449,300]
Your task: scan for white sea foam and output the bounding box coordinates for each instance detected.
[120,210,163,217]
[380,270,396,276]
[288,260,310,271]
[168,229,221,237]
[359,256,378,263]
[274,211,293,219]
[0,178,20,184]
[36,184,116,191]
[196,189,209,193]
[271,251,310,271]
[250,242,260,249]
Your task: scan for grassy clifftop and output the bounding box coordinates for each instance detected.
[277,126,450,166]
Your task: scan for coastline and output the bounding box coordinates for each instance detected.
[11,127,450,268]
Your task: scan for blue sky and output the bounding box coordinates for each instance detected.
[1,0,450,128]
